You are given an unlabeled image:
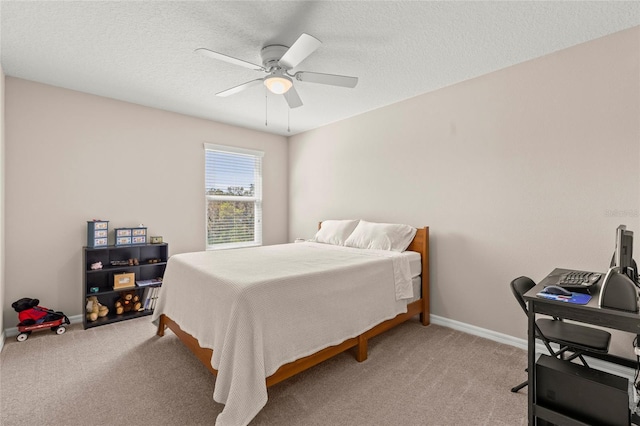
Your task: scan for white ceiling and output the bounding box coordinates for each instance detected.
[1,1,638,136]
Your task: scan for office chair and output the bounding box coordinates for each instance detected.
[510,276,611,393]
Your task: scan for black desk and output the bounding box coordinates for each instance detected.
[523,268,640,425]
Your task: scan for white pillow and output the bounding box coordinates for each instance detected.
[312,219,360,246]
[344,220,417,252]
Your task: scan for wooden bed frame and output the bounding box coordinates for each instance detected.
[156,226,430,388]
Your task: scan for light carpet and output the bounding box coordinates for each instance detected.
[0,317,527,425]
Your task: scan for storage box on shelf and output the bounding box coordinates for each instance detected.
[114,227,147,246]
[87,220,109,248]
[83,242,168,329]
[114,228,132,246]
[132,227,147,244]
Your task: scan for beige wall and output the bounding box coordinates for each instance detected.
[3,79,288,326]
[289,27,640,356]
[0,64,5,337]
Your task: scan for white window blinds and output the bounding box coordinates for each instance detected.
[204,143,263,249]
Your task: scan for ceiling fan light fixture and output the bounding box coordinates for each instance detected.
[264,75,293,94]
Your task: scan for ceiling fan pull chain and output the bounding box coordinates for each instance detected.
[265,90,268,127]
[287,108,290,133]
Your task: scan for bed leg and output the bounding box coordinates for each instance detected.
[420,312,430,326]
[356,335,368,362]
[156,314,166,337]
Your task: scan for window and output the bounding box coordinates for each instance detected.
[204,143,263,250]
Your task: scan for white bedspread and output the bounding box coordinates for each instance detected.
[152,242,413,426]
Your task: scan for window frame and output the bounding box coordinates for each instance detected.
[204,143,264,250]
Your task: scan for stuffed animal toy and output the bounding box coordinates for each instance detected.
[114,291,141,315]
[11,298,57,325]
[85,296,109,322]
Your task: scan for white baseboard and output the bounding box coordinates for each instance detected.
[2,312,635,381]
[430,314,636,380]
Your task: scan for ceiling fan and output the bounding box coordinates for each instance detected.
[196,33,358,109]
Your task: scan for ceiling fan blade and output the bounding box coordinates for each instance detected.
[283,85,303,109]
[216,79,263,97]
[278,33,321,69]
[195,48,265,72]
[295,71,358,88]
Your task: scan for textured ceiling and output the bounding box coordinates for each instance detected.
[1,1,639,136]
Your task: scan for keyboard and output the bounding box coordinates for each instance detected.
[557,270,602,288]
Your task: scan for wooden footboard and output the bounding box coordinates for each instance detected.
[156,226,430,387]
[156,314,217,376]
[157,298,425,387]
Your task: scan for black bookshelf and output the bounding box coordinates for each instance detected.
[83,243,168,329]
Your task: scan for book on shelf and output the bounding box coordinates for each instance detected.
[141,287,161,311]
[141,287,151,310]
[136,279,162,287]
[151,287,160,310]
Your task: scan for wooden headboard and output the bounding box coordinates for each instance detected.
[408,227,430,326]
[407,227,429,284]
[316,221,429,264]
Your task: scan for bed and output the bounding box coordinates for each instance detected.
[153,221,430,426]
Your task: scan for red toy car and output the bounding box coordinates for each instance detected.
[11,298,70,342]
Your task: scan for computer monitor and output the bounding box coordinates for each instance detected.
[600,225,638,310]
[612,224,635,281]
